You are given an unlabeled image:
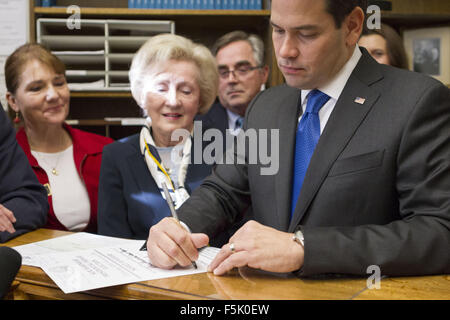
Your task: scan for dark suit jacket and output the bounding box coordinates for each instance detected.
[177,50,450,277]
[0,106,48,243]
[195,101,229,134]
[97,128,230,246]
[196,101,255,240]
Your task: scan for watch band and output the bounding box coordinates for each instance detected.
[292,229,304,247]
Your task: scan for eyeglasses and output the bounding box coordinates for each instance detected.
[218,64,262,79]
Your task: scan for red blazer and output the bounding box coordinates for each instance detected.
[16,124,113,233]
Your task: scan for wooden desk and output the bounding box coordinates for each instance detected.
[2,229,449,300]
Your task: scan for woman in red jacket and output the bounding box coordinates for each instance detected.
[5,43,113,233]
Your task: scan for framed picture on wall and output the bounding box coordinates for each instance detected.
[403,26,450,85]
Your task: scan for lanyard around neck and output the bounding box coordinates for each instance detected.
[144,140,176,191]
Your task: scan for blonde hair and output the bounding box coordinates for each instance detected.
[129,34,218,115]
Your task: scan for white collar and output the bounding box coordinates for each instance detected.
[301,45,362,103]
[226,109,243,126]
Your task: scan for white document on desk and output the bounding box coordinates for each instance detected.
[13,232,139,267]
[38,241,220,294]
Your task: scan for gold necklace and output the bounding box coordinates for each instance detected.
[29,129,68,176]
[34,150,63,176]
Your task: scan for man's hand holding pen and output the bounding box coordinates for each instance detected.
[146,217,209,269]
[144,182,206,269]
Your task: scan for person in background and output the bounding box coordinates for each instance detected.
[0,103,48,243]
[97,34,224,243]
[197,31,269,135]
[358,23,409,69]
[5,43,113,233]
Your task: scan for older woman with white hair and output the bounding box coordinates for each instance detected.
[97,34,221,240]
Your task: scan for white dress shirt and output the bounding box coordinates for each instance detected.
[226,109,244,136]
[300,45,362,134]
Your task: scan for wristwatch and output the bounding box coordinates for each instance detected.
[292,229,304,247]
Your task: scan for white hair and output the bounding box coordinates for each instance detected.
[129,33,218,115]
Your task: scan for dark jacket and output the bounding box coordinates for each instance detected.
[0,106,48,243]
[97,123,231,246]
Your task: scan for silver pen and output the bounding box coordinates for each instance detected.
[161,182,197,269]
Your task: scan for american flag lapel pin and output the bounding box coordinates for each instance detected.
[354,97,366,105]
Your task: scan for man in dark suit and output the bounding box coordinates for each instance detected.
[146,0,450,277]
[0,104,48,243]
[197,31,269,136]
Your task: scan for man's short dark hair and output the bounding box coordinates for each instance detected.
[325,0,368,28]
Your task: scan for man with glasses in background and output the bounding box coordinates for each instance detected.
[197,31,269,136]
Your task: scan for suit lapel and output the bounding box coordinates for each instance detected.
[274,88,303,231]
[288,51,383,231]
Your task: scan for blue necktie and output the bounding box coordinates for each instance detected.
[291,90,330,218]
